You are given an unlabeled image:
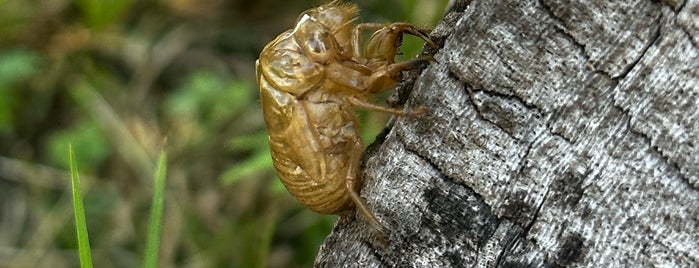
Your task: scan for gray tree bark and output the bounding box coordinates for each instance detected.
[315,0,699,267]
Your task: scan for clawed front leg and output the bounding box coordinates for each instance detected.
[351,23,389,60]
[365,23,436,63]
[352,22,436,63]
[324,55,434,96]
[365,55,434,93]
[329,21,437,108]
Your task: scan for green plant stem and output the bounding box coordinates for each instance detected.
[69,144,94,268]
[143,151,167,268]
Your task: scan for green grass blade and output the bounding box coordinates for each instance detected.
[69,144,94,268]
[143,151,167,268]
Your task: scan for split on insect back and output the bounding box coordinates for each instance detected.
[255,0,437,243]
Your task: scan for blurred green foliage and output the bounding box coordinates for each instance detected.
[0,49,39,132]
[47,120,108,171]
[164,71,253,124]
[0,0,448,267]
[76,0,133,30]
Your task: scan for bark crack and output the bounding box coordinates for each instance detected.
[497,182,551,266]
[539,0,665,81]
[444,67,518,141]
[679,24,699,49]
[469,87,541,115]
[614,15,662,80]
[446,66,547,144]
[479,221,522,268]
[515,131,546,178]
[445,54,543,114]
[395,128,485,197]
[538,0,593,73]
[524,185,550,234]
[545,120,574,145]
[464,88,519,142]
[609,95,695,190]
[399,134,460,188]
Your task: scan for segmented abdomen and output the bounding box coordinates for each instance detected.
[258,70,361,214]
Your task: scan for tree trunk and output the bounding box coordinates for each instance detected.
[315,0,699,267]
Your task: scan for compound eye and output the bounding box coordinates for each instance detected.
[293,16,337,63]
[306,31,333,54]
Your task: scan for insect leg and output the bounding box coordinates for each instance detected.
[352,23,389,60]
[345,138,387,239]
[365,23,436,64]
[365,55,434,94]
[347,96,407,115]
[383,23,435,48]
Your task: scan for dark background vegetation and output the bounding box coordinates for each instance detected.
[0,0,448,267]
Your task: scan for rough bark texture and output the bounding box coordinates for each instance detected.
[315,0,698,267]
